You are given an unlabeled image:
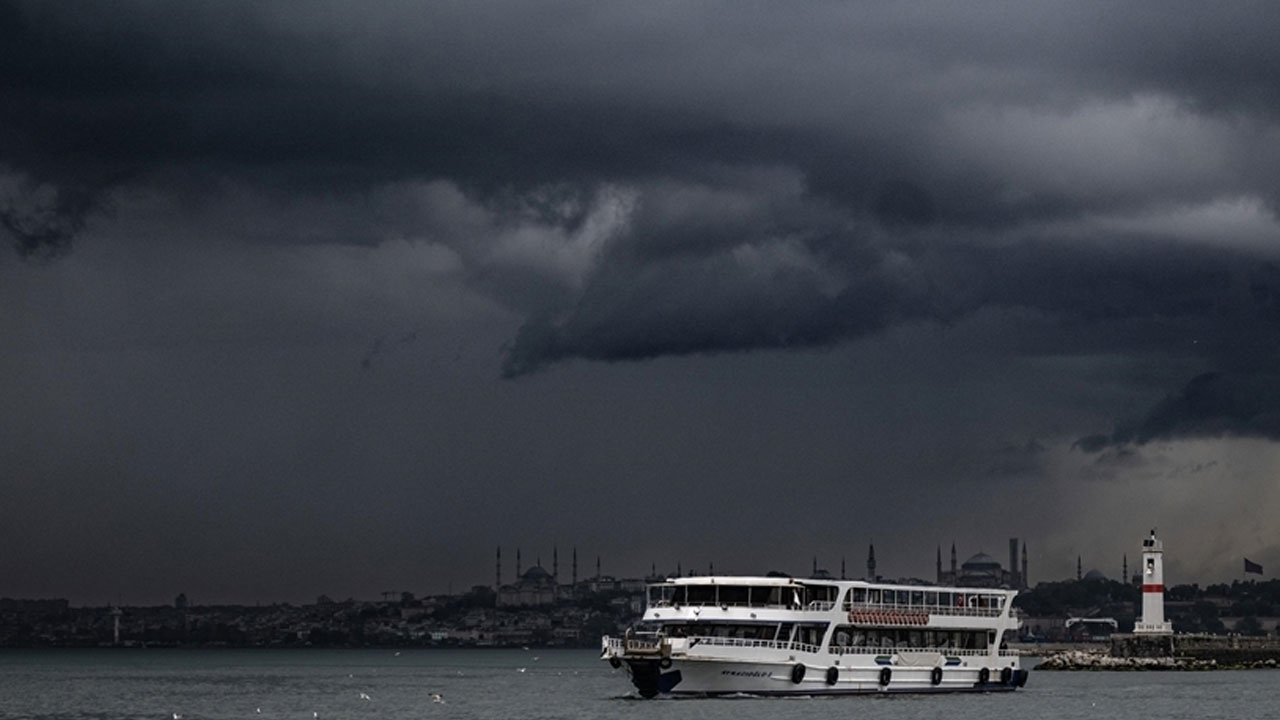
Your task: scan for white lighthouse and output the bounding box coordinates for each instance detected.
[1133,529,1172,635]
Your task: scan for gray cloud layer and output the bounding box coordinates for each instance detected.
[4,1,1280,600]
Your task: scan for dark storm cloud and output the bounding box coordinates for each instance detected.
[6,1,1280,233]
[1076,372,1280,451]
[5,1,1280,427]
[0,177,100,258]
[502,235,1280,376]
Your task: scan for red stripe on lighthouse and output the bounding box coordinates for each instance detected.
[1142,584,1164,593]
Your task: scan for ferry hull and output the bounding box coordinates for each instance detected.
[612,655,1027,697]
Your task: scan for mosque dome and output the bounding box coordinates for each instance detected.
[961,552,1001,571]
[1084,569,1107,581]
[520,565,554,584]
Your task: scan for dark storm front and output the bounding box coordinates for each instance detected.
[1,650,1278,719]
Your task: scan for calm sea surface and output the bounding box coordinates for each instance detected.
[2,649,1279,720]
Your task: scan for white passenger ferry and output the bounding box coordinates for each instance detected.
[602,575,1027,697]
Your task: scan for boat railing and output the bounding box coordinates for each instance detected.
[607,630,669,656]
[827,646,1015,657]
[647,600,837,612]
[846,602,1004,618]
[685,635,822,655]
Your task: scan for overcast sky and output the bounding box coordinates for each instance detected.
[4,1,1280,606]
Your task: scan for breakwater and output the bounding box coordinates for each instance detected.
[1037,634,1280,670]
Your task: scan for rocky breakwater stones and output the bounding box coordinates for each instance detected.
[1036,650,1218,671]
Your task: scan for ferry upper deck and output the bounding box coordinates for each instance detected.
[645,576,1017,619]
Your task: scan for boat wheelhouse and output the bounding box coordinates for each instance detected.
[601,575,1026,697]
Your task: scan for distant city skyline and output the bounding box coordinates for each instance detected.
[12,534,1257,609]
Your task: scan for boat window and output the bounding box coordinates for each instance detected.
[866,589,880,604]
[718,585,749,606]
[648,585,675,606]
[909,590,924,607]
[924,591,937,606]
[794,623,827,647]
[950,631,987,649]
[686,585,716,605]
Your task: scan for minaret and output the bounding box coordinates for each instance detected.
[709,561,714,575]
[950,542,957,579]
[596,555,601,579]
[496,546,502,589]
[677,560,683,576]
[936,546,943,583]
[572,547,578,587]
[516,548,522,577]
[1077,555,1082,581]
[841,556,846,580]
[553,546,559,582]
[1009,538,1020,588]
[812,556,818,576]
[1022,541,1028,588]
[867,542,877,581]
[1134,529,1173,634]
[1123,554,1128,584]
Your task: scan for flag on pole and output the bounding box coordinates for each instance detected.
[1245,558,1263,575]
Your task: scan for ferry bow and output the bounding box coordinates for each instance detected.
[602,575,1027,697]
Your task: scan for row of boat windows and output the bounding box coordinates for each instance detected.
[650,585,839,607]
[658,622,828,647]
[831,626,993,650]
[647,584,1006,611]
[844,587,1007,611]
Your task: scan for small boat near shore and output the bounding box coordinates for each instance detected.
[602,575,1027,697]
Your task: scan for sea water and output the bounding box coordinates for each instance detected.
[1,648,1279,720]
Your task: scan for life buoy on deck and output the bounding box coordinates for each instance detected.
[878,667,892,686]
[659,657,672,669]
[1000,666,1013,685]
[791,664,806,684]
[825,666,838,685]
[930,666,943,685]
[977,667,990,685]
